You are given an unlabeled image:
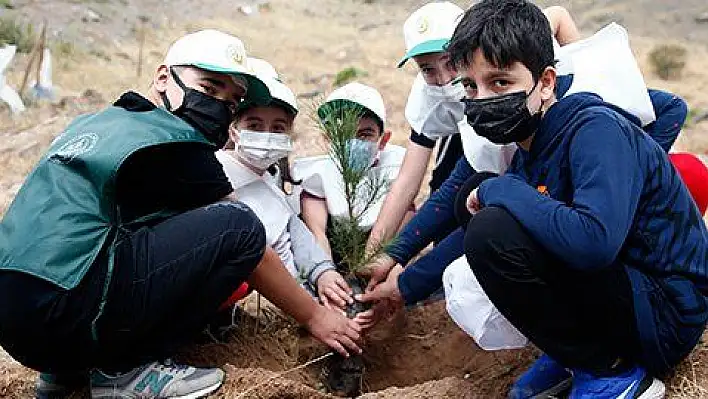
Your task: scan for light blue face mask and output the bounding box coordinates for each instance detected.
[344,138,378,172]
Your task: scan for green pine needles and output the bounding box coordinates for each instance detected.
[313,100,392,276]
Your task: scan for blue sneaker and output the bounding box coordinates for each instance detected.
[570,366,665,399]
[509,354,572,398]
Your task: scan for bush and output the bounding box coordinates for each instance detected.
[648,44,687,80]
[333,67,368,88]
[0,16,35,53]
[54,40,76,58]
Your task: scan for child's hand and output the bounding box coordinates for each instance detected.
[363,254,396,292]
[466,188,482,214]
[306,306,363,357]
[317,270,354,311]
[352,307,386,330]
[355,265,404,329]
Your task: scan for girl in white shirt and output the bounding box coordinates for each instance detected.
[216,58,354,310]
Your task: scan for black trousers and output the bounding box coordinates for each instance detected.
[463,206,640,375]
[0,201,265,373]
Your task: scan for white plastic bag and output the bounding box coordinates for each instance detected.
[443,256,528,351]
[459,120,517,175]
[556,22,655,126]
[0,45,26,114]
[405,73,466,139]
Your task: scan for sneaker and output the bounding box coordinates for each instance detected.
[90,359,225,399]
[569,366,665,399]
[35,372,89,399]
[508,354,572,399]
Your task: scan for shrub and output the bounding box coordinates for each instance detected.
[333,67,368,88]
[648,43,687,80]
[0,16,35,53]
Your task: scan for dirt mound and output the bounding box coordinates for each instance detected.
[359,302,536,394]
[217,366,328,399]
[177,300,537,398]
[360,376,476,399]
[0,352,36,399]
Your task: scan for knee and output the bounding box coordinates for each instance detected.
[454,172,499,227]
[463,207,522,272]
[211,201,267,267]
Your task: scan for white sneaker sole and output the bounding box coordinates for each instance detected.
[171,379,224,399]
[91,378,223,399]
[629,378,665,399]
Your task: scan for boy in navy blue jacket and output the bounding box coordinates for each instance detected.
[359,1,707,398]
[451,1,707,397]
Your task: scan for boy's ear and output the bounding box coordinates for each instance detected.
[379,130,392,150]
[539,66,557,102]
[229,123,240,144]
[154,65,170,93]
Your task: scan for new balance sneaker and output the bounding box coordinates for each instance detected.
[90,359,224,399]
[569,366,665,399]
[508,354,572,399]
[35,372,89,399]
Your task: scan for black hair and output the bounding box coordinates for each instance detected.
[318,99,384,135]
[362,109,385,135]
[234,98,297,121]
[446,0,555,81]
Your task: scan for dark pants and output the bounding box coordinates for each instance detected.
[0,202,265,373]
[463,207,640,375]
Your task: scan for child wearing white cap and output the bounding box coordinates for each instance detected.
[0,29,363,399]
[215,58,356,311]
[293,82,408,265]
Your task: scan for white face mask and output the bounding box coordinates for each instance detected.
[405,73,466,139]
[236,129,293,170]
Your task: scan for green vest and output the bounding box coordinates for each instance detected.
[0,104,213,291]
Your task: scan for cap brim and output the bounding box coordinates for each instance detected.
[236,80,298,116]
[241,75,271,105]
[272,98,298,115]
[192,62,272,105]
[318,99,384,131]
[397,38,450,68]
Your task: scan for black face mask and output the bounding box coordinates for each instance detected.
[160,68,234,148]
[463,84,543,145]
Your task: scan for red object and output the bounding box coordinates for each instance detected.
[669,153,708,216]
[219,282,252,311]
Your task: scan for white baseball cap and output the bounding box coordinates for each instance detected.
[245,57,298,115]
[164,29,270,104]
[318,82,386,129]
[398,2,464,68]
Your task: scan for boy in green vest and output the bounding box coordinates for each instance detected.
[0,29,362,399]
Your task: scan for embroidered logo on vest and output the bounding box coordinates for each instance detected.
[53,133,99,163]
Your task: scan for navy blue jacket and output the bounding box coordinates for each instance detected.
[478,93,707,373]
